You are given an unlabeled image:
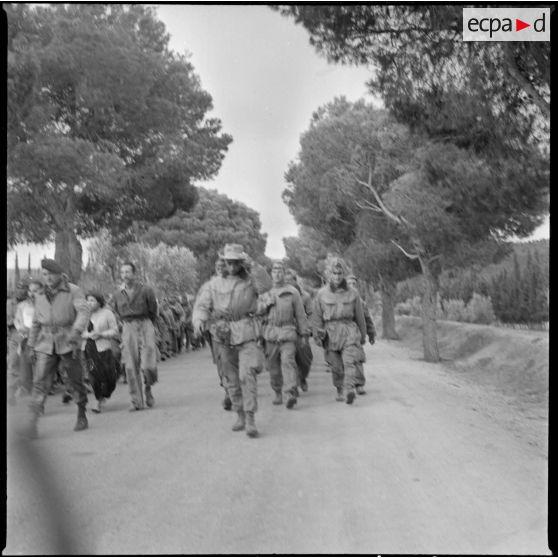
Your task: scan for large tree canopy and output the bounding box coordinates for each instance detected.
[284,97,548,360]
[7,4,232,279]
[274,5,550,122]
[141,187,268,282]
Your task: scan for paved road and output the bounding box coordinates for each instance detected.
[5,339,549,555]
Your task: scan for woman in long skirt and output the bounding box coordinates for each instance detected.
[82,292,119,413]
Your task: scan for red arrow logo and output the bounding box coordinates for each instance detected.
[516,18,530,31]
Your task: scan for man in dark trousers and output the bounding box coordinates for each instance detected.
[25,259,90,438]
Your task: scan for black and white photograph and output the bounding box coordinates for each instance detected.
[4,3,550,555]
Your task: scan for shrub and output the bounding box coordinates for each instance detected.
[395,301,412,316]
[444,299,468,322]
[465,293,496,324]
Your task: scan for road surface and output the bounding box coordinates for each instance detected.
[5,338,549,555]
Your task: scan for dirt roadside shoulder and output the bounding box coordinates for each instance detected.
[377,316,549,457]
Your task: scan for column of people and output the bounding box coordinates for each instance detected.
[8,246,375,440]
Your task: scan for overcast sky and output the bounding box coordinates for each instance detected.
[154,4,376,258]
[7,4,549,269]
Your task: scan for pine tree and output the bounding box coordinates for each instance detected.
[27,253,31,277]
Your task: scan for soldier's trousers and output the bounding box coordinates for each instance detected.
[355,361,366,388]
[265,340,297,395]
[208,333,229,396]
[295,338,313,385]
[324,344,362,392]
[214,340,262,413]
[122,319,158,408]
[30,351,88,414]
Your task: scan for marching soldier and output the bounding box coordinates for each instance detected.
[259,261,310,409]
[285,268,314,392]
[312,258,367,404]
[193,244,269,438]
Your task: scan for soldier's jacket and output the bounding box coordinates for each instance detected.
[312,284,367,352]
[28,279,90,355]
[258,284,310,343]
[193,272,269,346]
[301,290,313,320]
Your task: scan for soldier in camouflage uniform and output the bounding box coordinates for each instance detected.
[259,261,310,409]
[193,244,270,438]
[312,258,367,404]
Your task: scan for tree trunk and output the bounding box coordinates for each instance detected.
[55,229,83,283]
[419,259,440,362]
[381,283,399,340]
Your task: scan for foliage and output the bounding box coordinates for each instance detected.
[464,293,496,325]
[284,97,546,273]
[396,293,496,325]
[120,243,198,298]
[443,299,467,323]
[141,187,268,283]
[283,226,330,285]
[397,242,548,325]
[7,4,232,276]
[273,5,550,124]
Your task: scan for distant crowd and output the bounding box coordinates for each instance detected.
[7,243,376,440]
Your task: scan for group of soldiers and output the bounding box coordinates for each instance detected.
[7,243,375,441]
[193,243,376,438]
[154,295,202,361]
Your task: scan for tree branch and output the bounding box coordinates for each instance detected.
[352,173,409,227]
[391,239,419,260]
[503,44,550,117]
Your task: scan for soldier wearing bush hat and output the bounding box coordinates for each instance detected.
[193,243,270,438]
[23,259,91,438]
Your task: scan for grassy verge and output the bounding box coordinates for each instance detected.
[393,316,549,406]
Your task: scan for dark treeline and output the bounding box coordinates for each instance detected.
[397,240,549,325]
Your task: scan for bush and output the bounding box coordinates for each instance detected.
[465,293,496,324]
[395,301,412,316]
[397,293,496,325]
[443,299,468,322]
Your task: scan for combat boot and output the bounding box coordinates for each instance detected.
[356,385,366,395]
[272,391,283,405]
[286,391,297,409]
[74,405,88,432]
[145,386,154,408]
[232,410,245,431]
[336,387,344,402]
[245,412,258,438]
[346,390,356,405]
[222,395,232,411]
